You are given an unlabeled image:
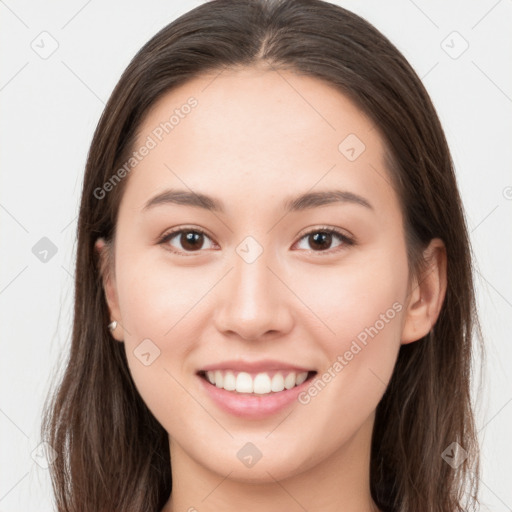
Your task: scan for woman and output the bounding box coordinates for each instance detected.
[41,0,482,510]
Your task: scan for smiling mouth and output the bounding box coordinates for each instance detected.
[197,369,317,395]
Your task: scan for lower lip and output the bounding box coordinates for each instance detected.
[197,373,314,419]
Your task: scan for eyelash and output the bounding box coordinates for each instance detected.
[157,225,355,257]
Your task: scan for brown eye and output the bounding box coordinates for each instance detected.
[160,228,215,254]
[295,228,354,253]
[308,232,334,251]
[180,231,205,251]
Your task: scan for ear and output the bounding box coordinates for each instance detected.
[401,238,447,344]
[95,237,124,342]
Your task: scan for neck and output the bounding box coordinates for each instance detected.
[161,412,380,512]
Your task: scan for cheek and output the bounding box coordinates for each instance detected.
[293,248,408,409]
[300,253,407,350]
[114,253,210,427]
[114,250,206,385]
[116,250,208,340]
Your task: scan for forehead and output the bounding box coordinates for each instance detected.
[122,66,398,217]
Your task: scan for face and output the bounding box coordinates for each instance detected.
[98,66,434,483]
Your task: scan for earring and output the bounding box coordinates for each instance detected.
[108,320,118,331]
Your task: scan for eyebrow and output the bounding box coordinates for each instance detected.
[142,188,373,213]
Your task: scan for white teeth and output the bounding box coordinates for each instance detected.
[296,371,308,385]
[236,372,253,393]
[214,370,224,388]
[204,370,311,394]
[271,373,285,392]
[253,373,272,394]
[223,371,236,391]
[284,372,296,389]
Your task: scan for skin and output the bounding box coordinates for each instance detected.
[96,66,446,512]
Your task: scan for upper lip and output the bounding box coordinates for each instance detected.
[198,359,315,374]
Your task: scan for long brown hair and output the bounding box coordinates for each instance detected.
[41,1,483,510]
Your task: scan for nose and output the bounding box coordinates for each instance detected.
[213,244,294,342]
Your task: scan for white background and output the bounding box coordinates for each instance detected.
[1,0,511,510]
